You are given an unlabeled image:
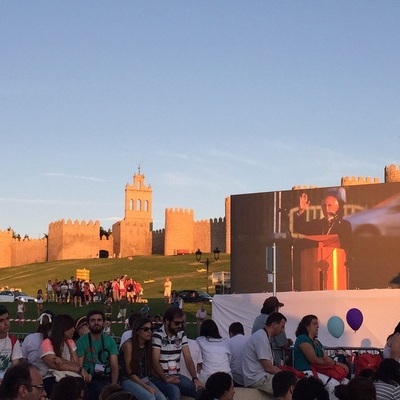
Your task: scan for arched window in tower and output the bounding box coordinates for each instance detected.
[144,200,149,211]
[136,199,142,211]
[129,199,134,211]
[137,181,141,190]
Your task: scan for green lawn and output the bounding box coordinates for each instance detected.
[0,254,230,339]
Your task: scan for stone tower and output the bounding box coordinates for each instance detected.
[384,164,400,183]
[112,171,153,257]
[124,172,153,223]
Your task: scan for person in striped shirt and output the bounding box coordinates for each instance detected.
[151,307,204,400]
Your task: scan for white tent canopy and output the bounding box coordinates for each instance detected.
[212,289,400,348]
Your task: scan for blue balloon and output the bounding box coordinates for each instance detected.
[346,308,363,332]
[327,316,345,338]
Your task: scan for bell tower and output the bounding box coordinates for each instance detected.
[124,171,152,227]
[113,168,153,257]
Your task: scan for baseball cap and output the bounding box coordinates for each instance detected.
[263,296,284,308]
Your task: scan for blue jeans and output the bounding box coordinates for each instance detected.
[121,378,166,400]
[84,376,110,400]
[152,374,201,400]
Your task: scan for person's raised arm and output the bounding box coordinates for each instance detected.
[298,193,310,215]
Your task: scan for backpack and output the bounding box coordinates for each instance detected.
[355,352,382,376]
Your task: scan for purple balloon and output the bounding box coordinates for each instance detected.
[346,308,363,332]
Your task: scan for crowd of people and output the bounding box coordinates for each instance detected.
[0,293,398,400]
[43,276,144,308]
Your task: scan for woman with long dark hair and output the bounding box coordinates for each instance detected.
[196,319,231,383]
[120,317,166,400]
[384,322,400,362]
[40,314,91,396]
[21,311,54,377]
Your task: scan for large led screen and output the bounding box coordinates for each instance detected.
[231,182,400,293]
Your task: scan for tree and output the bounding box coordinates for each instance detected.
[100,226,111,238]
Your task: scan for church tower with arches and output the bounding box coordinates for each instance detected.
[112,171,153,257]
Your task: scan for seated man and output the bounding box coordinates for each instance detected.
[76,310,119,400]
[242,312,287,395]
[151,307,204,400]
[0,305,22,381]
[228,322,248,386]
[252,296,292,366]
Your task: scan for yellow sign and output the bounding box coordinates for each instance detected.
[76,268,90,281]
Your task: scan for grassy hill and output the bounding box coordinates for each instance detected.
[0,254,230,338]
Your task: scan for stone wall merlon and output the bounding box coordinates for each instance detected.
[165,208,194,214]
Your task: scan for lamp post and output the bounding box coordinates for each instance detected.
[195,247,220,294]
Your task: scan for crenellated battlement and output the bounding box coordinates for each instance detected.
[385,164,400,183]
[100,234,112,241]
[292,185,319,190]
[165,208,194,215]
[210,217,225,224]
[195,219,210,225]
[49,219,99,228]
[12,237,46,243]
[341,176,380,186]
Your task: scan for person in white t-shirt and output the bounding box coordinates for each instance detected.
[0,305,22,382]
[242,312,287,395]
[228,322,248,386]
[21,311,54,377]
[196,319,231,383]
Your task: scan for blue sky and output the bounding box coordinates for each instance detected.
[1,1,399,238]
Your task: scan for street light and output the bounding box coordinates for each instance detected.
[195,247,220,294]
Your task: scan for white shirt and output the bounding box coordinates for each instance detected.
[119,330,132,349]
[242,328,274,387]
[196,309,207,320]
[0,335,23,378]
[21,333,48,376]
[228,334,249,386]
[179,339,203,380]
[196,336,231,383]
